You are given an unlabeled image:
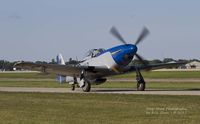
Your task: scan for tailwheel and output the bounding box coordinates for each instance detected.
[82,80,91,92]
[71,84,75,91]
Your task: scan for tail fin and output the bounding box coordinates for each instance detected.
[56,54,66,83]
[56,54,65,65]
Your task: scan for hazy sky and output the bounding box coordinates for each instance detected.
[0,0,200,61]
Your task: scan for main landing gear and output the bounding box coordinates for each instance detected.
[80,70,91,92]
[70,78,91,92]
[81,79,91,92]
[136,68,146,91]
[71,70,91,92]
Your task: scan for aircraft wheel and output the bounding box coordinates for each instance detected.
[137,82,145,91]
[82,80,91,92]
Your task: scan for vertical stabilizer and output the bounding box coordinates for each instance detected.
[56,54,65,65]
[56,54,66,83]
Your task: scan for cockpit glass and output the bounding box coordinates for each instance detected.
[84,48,105,58]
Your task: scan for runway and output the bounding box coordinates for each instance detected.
[0,87,200,96]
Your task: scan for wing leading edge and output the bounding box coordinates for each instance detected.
[125,62,186,73]
[14,62,110,77]
[14,61,186,78]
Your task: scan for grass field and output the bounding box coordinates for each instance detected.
[0,71,200,89]
[0,72,200,124]
[114,71,200,79]
[0,80,200,90]
[0,71,200,79]
[0,92,199,124]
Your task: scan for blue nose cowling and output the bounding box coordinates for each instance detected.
[111,44,138,66]
[129,44,138,55]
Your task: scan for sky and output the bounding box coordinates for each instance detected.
[0,0,200,62]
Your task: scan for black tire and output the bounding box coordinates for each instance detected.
[137,83,145,91]
[82,80,91,92]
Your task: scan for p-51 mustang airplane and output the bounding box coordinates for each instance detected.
[15,27,184,92]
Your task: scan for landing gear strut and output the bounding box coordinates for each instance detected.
[70,76,91,92]
[136,68,146,91]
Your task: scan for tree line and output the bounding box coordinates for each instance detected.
[0,60,16,71]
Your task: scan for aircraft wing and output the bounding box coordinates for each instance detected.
[125,62,186,72]
[14,61,187,78]
[14,62,109,77]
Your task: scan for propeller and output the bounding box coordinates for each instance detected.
[110,26,150,66]
[135,27,149,45]
[135,53,148,67]
[110,27,127,44]
[110,26,149,46]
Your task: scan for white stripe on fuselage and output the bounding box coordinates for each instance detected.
[80,52,117,70]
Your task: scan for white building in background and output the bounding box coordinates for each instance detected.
[185,61,200,69]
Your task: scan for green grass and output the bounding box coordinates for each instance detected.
[95,81,200,90]
[0,72,199,124]
[0,71,200,79]
[0,92,199,124]
[0,71,199,89]
[0,80,199,90]
[0,81,66,88]
[113,71,200,79]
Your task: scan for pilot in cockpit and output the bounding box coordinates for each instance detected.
[84,48,105,60]
[92,48,105,58]
[91,49,99,57]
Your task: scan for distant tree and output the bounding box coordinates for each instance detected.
[0,60,4,70]
[0,60,15,71]
[35,61,47,64]
[49,59,56,64]
[66,58,79,65]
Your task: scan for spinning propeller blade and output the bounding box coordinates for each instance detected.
[135,53,149,67]
[110,26,127,44]
[135,27,149,45]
